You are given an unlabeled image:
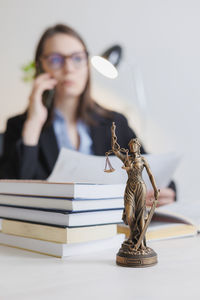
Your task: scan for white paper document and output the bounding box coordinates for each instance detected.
[48,148,180,190]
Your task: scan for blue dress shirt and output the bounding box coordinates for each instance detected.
[53,109,93,155]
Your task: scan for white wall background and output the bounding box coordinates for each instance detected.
[0,0,200,201]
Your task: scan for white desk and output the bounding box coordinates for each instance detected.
[0,236,200,300]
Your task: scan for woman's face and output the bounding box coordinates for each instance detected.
[129,141,140,153]
[41,33,89,98]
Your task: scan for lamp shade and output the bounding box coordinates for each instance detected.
[91,56,118,79]
[102,45,122,67]
[91,45,122,78]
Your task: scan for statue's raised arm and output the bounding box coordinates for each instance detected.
[110,122,126,162]
[104,122,129,172]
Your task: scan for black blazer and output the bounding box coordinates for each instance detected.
[0,111,144,180]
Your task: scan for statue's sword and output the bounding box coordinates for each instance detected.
[134,191,159,251]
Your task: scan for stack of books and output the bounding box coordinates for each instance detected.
[0,180,125,257]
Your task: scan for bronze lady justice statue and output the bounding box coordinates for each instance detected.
[105,122,159,267]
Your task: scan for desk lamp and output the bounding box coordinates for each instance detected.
[91,44,122,79]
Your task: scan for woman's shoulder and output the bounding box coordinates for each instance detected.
[91,103,128,125]
[106,110,130,128]
[6,112,27,131]
[112,111,129,123]
[7,112,27,123]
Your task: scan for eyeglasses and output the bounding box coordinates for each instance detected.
[42,51,88,70]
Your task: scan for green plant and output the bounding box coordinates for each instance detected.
[21,61,36,82]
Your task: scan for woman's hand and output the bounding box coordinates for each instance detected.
[27,73,57,125]
[146,188,175,207]
[22,74,57,145]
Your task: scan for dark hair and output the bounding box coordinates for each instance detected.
[34,23,112,126]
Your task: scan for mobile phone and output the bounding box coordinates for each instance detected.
[42,89,55,110]
[37,63,55,110]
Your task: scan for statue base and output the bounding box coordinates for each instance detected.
[116,240,157,268]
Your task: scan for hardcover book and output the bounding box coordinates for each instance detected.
[118,201,200,241]
[0,194,123,211]
[1,220,117,243]
[0,180,125,199]
[0,232,125,257]
[0,206,123,227]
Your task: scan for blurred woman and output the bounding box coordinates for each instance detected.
[0,24,175,206]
